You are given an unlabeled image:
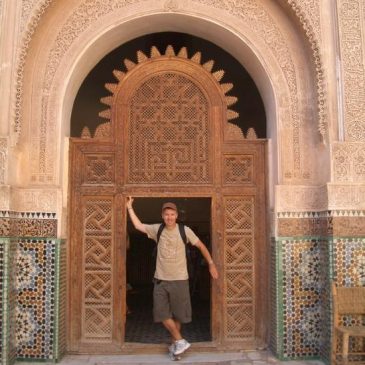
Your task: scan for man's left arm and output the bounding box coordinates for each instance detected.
[194,240,218,279]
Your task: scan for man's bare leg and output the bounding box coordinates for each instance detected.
[162,318,182,341]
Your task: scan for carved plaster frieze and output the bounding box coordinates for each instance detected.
[278,215,365,237]
[328,183,365,210]
[21,0,50,33]
[15,0,53,137]
[337,0,365,141]
[278,217,329,236]
[276,185,328,212]
[332,216,365,236]
[332,142,365,182]
[164,0,179,11]
[286,1,321,42]
[285,0,326,140]
[276,180,365,212]
[13,0,327,181]
[0,184,10,210]
[10,187,61,213]
[0,136,8,184]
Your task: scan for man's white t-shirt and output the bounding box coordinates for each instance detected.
[144,224,199,281]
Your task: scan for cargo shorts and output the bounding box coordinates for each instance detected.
[153,279,192,323]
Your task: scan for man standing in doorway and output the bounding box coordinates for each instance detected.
[126,197,218,357]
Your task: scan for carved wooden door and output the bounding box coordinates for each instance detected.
[68,46,267,353]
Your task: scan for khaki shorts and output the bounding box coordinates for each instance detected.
[153,279,192,323]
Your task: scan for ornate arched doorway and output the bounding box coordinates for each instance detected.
[68,46,267,353]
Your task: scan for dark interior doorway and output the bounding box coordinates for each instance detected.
[125,197,212,344]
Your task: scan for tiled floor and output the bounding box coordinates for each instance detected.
[15,351,325,365]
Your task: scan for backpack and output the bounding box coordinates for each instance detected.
[154,223,194,278]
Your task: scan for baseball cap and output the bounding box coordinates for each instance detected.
[161,202,178,212]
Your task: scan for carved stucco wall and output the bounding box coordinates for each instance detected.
[287,0,321,42]
[20,0,51,33]
[15,0,325,205]
[13,0,326,137]
[0,138,7,185]
[337,0,365,142]
[2,0,363,216]
[326,0,365,213]
[14,0,53,138]
[276,141,365,212]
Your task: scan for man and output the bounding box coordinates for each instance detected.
[126,197,218,356]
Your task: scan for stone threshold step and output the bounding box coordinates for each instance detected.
[15,352,325,365]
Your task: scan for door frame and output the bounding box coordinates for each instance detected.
[67,50,268,353]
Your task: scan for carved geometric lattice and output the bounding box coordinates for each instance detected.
[84,155,114,184]
[82,199,113,341]
[128,73,211,184]
[224,155,253,184]
[224,197,254,339]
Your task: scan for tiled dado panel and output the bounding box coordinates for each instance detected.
[272,238,328,360]
[331,238,365,363]
[0,238,65,364]
[275,212,365,362]
[270,238,280,357]
[0,212,57,237]
[16,238,66,361]
[0,238,17,365]
[332,237,365,287]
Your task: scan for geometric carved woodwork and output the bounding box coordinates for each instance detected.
[99,45,239,127]
[224,155,253,185]
[82,198,113,342]
[224,197,255,339]
[84,155,114,185]
[69,47,267,352]
[128,73,211,184]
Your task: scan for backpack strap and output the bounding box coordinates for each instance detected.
[156,222,187,244]
[178,223,188,245]
[157,223,165,243]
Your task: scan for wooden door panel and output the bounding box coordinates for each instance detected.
[68,55,267,352]
[81,197,114,343]
[125,72,213,185]
[69,190,124,351]
[222,196,255,342]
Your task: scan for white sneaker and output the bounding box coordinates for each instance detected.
[168,343,175,354]
[173,339,191,355]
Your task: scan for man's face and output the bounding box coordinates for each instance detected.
[162,208,178,228]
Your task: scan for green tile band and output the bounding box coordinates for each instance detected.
[53,239,66,362]
[1,238,17,365]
